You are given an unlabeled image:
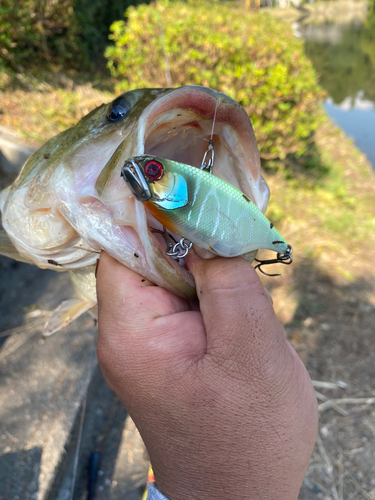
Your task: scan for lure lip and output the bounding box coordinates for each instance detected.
[121,158,152,202]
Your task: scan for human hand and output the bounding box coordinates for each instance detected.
[96,251,317,500]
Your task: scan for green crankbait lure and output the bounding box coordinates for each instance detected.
[121,155,292,275]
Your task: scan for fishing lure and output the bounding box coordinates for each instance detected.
[121,155,292,275]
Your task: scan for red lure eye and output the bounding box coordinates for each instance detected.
[144,160,164,181]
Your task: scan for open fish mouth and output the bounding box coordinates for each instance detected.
[141,86,269,211]
[95,87,269,289]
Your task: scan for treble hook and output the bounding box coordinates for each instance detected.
[254,245,293,277]
[200,139,214,173]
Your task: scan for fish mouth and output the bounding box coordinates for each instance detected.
[140,86,268,211]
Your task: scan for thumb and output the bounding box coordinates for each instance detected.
[185,250,291,369]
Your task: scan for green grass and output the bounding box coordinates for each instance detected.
[0,71,115,146]
[264,115,375,282]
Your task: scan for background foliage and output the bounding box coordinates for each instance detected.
[106,0,326,160]
[0,0,147,72]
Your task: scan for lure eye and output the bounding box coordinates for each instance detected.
[107,97,131,122]
[144,160,164,181]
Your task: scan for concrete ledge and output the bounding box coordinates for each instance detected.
[0,257,147,500]
[0,126,35,174]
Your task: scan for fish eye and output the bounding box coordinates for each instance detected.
[107,97,131,122]
[144,160,164,181]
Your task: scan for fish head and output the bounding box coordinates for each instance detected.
[0,86,270,300]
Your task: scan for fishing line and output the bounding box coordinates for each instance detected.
[200,100,219,173]
[210,99,219,140]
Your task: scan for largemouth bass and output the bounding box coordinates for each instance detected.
[0,86,272,334]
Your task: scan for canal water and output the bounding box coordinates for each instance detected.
[300,13,375,168]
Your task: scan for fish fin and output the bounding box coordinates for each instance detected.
[0,230,35,264]
[0,310,52,339]
[0,310,52,361]
[43,297,96,337]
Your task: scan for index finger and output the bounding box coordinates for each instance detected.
[96,252,206,388]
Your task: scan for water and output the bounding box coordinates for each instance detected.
[325,93,375,167]
[301,13,375,168]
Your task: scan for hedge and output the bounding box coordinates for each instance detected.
[106,0,326,160]
[0,0,147,72]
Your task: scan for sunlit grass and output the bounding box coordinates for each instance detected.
[265,117,375,281]
[0,72,115,146]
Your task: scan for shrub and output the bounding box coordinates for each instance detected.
[74,0,150,65]
[0,0,81,72]
[106,0,326,160]
[0,0,147,73]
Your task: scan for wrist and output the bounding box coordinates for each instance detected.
[149,442,304,500]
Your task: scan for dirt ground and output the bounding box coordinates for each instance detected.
[262,256,375,500]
